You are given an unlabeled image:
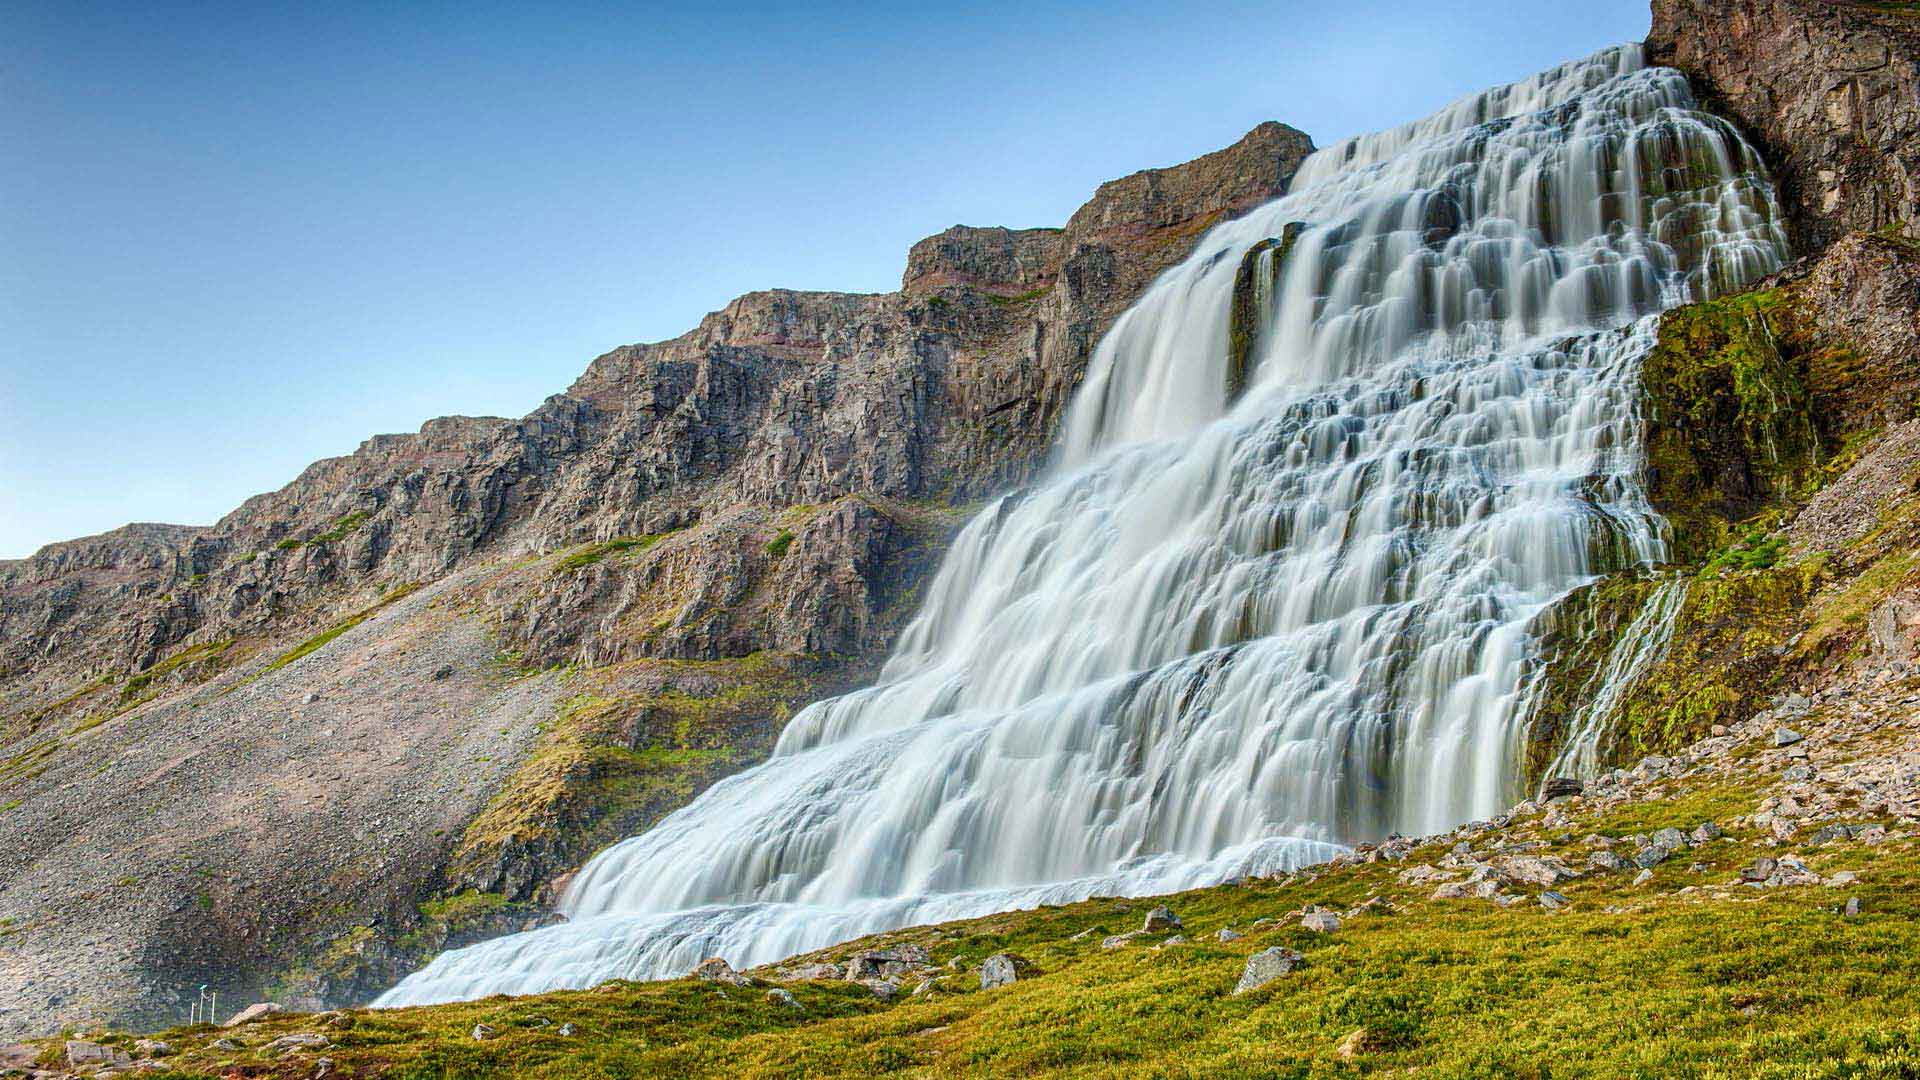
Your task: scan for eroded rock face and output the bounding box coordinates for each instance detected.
[1648,0,1920,248]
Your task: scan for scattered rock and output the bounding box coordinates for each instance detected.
[1337,1027,1382,1060]
[209,1039,243,1052]
[1588,850,1626,872]
[766,988,803,1012]
[1845,897,1863,918]
[1632,869,1654,886]
[1234,947,1305,994]
[431,663,455,680]
[1102,931,1146,950]
[263,1033,330,1055]
[131,1039,174,1058]
[1142,905,1182,933]
[1216,928,1243,942]
[557,1023,576,1037]
[1741,857,1778,883]
[860,979,902,1002]
[1690,822,1723,844]
[783,962,843,981]
[1774,727,1805,747]
[1538,891,1570,911]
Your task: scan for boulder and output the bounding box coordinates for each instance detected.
[471,1024,496,1041]
[223,1002,283,1026]
[1650,827,1688,850]
[1234,947,1305,994]
[1632,844,1673,870]
[1773,727,1805,747]
[979,953,1031,990]
[66,1041,131,1069]
[132,1039,175,1058]
[1142,905,1182,933]
[1538,891,1570,911]
[1588,850,1626,872]
[1690,822,1723,844]
[691,957,753,986]
[1299,912,1340,933]
[1216,928,1243,943]
[1542,777,1584,799]
[766,988,804,1012]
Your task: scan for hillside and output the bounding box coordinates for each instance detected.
[4,0,1920,1072]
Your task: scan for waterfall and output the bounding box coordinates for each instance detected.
[377,44,1787,1007]
[1543,577,1691,781]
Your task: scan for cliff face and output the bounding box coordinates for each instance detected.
[1647,0,1920,248]
[0,123,1312,1035]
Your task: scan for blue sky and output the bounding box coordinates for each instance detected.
[0,1,1648,558]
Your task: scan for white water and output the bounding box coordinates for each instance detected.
[1543,577,1691,780]
[379,45,1787,1006]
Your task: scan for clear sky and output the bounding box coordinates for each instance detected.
[0,0,1650,559]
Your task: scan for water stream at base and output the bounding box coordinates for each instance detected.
[378,44,1787,1006]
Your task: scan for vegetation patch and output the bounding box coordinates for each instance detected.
[552,534,666,575]
[447,653,818,900]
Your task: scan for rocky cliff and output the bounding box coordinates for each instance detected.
[0,122,1312,1035]
[1648,0,1920,248]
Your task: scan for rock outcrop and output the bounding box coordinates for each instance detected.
[1648,0,1920,247]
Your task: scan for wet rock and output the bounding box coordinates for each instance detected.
[224,1002,283,1027]
[1142,905,1182,933]
[1234,947,1304,994]
[766,988,803,1012]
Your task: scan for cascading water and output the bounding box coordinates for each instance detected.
[378,44,1788,1006]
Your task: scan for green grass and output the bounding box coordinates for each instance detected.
[764,530,795,559]
[274,511,373,552]
[76,771,1920,1079]
[985,285,1050,307]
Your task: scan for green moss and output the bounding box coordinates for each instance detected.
[552,534,665,575]
[985,285,1050,307]
[764,530,795,559]
[1640,289,1826,561]
[274,511,373,553]
[449,655,815,896]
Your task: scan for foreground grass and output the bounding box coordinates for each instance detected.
[81,771,1920,1079]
